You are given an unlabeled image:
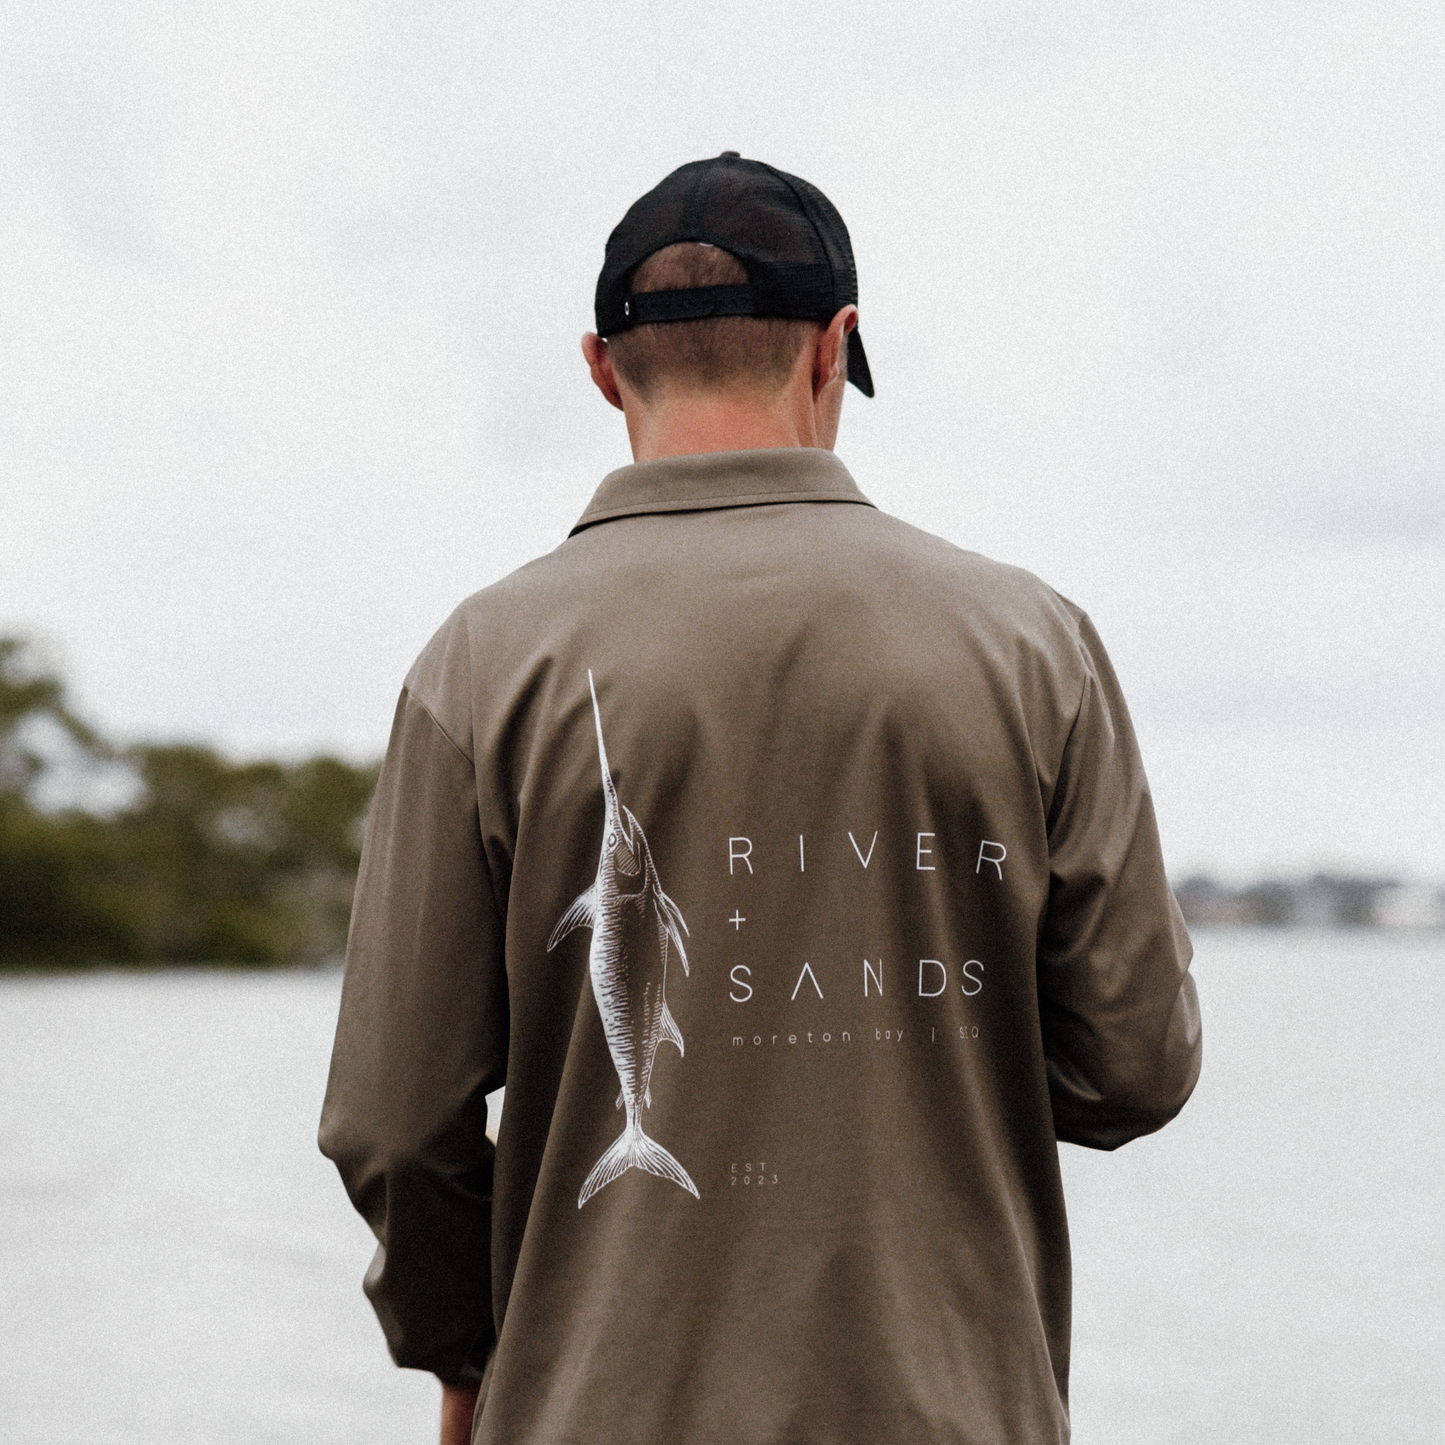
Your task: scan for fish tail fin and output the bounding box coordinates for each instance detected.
[577,1120,699,1207]
[577,1127,634,1207]
[631,1128,699,1198]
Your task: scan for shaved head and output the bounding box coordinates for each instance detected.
[605,243,819,401]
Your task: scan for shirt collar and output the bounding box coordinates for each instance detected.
[570,447,873,535]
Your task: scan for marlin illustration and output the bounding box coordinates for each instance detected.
[547,670,699,1208]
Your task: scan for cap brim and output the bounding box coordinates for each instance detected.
[847,329,874,397]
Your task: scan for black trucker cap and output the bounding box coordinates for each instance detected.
[595,151,874,397]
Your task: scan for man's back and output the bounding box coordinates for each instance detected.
[321,447,1200,1445]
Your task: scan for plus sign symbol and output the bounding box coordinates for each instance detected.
[729,910,746,931]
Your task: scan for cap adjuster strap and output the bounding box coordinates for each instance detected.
[623,283,758,327]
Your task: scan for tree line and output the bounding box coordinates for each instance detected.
[0,637,379,969]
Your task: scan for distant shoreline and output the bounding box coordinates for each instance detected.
[4,919,1441,978]
[1175,874,1444,931]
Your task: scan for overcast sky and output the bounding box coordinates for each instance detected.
[2,1,1441,879]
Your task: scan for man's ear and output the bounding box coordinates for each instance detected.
[812,306,858,399]
[582,332,625,412]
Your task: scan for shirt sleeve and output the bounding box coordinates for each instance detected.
[318,686,508,1382]
[1036,613,1202,1150]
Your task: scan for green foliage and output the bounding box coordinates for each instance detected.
[0,637,379,969]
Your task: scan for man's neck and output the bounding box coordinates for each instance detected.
[623,389,823,462]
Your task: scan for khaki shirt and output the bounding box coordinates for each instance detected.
[320,447,1201,1445]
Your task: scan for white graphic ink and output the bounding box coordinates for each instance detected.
[728,837,754,875]
[547,671,699,1208]
[849,830,879,868]
[730,964,754,1003]
[791,962,824,1000]
[918,959,947,997]
[976,839,1007,878]
[916,833,936,870]
[863,958,884,996]
[961,958,986,996]
[799,834,805,872]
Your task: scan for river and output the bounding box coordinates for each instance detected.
[2,929,1440,1442]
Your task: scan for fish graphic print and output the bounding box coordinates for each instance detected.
[547,671,699,1208]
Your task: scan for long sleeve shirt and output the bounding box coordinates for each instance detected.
[319,446,1201,1445]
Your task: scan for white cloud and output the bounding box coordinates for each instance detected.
[1,0,1441,871]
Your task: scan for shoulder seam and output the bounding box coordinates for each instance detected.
[404,686,475,767]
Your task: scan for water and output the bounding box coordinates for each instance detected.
[2,931,1441,1443]
[1060,930,1444,1444]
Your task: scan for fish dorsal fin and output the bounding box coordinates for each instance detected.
[660,1001,685,1057]
[547,885,596,951]
[654,888,690,976]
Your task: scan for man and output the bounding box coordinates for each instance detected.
[320,152,1201,1445]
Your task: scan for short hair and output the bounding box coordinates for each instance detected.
[605,243,818,402]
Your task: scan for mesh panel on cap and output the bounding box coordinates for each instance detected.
[687,169,823,268]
